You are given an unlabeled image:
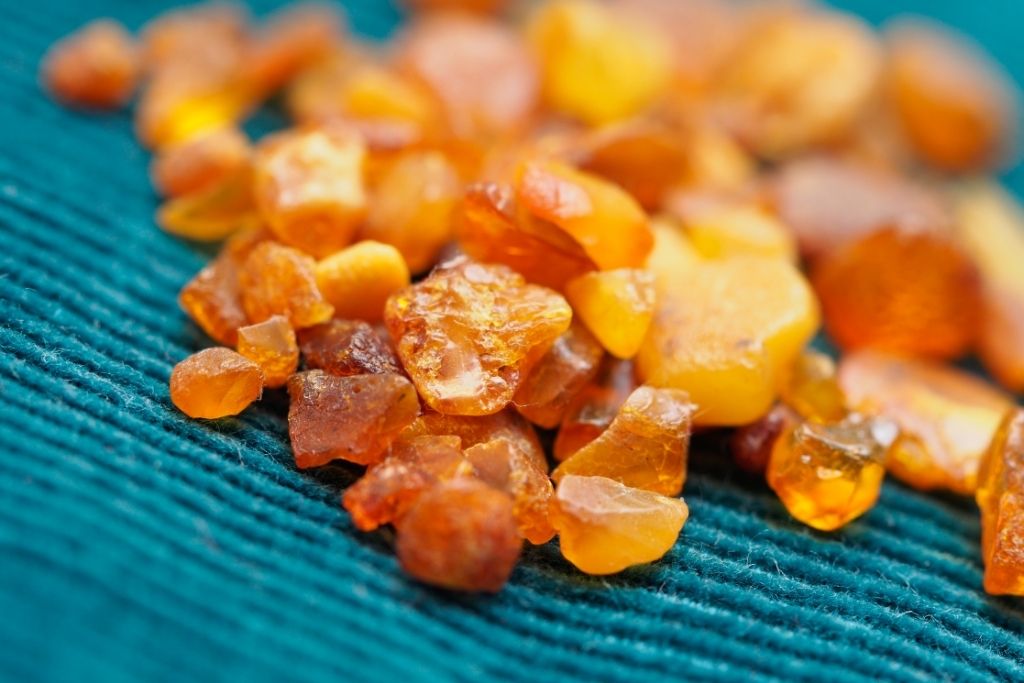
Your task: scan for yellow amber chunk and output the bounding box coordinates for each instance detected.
[637,257,819,426]
[839,350,1012,494]
[157,167,259,241]
[315,241,410,323]
[553,386,693,496]
[779,350,847,422]
[238,241,335,329]
[680,203,796,262]
[552,475,688,575]
[767,414,896,531]
[565,269,655,359]
[976,409,1024,595]
[643,218,701,290]
[236,315,299,388]
[170,347,264,419]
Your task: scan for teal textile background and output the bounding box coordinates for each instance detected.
[2,1,1024,681]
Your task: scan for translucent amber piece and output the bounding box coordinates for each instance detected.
[514,160,653,271]
[512,323,604,429]
[552,475,688,575]
[253,126,367,258]
[287,370,420,468]
[239,242,334,329]
[976,409,1024,595]
[314,241,410,322]
[886,22,1018,172]
[779,350,846,422]
[385,258,572,415]
[555,358,637,461]
[151,127,251,198]
[767,414,896,531]
[236,315,299,388]
[402,410,547,474]
[678,202,796,262]
[812,227,980,360]
[342,435,472,532]
[553,386,693,496]
[565,269,655,359]
[179,253,247,346]
[839,350,1012,494]
[730,404,798,476]
[395,478,522,592]
[528,0,672,125]
[298,319,402,377]
[170,347,263,419]
[43,20,140,109]
[638,257,819,426]
[157,167,259,241]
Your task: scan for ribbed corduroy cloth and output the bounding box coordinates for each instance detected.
[3,1,1024,681]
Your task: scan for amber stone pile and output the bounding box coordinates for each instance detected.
[43,0,1024,595]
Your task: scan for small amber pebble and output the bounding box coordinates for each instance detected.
[385,258,572,415]
[553,386,693,497]
[157,166,259,242]
[179,254,247,346]
[314,241,410,322]
[151,127,251,199]
[565,269,655,359]
[552,475,688,575]
[730,404,798,476]
[287,370,420,468]
[170,347,264,419]
[839,350,1012,494]
[555,358,637,461]
[767,413,896,531]
[299,319,402,377]
[396,478,522,592]
[253,126,367,258]
[403,410,547,474]
[238,241,335,329]
[976,409,1024,595]
[43,20,140,109]
[236,315,299,388]
[779,350,847,422]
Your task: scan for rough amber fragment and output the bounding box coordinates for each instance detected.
[236,315,299,388]
[553,386,693,496]
[730,404,798,476]
[253,126,367,258]
[157,167,259,241]
[839,350,1012,494]
[299,319,402,377]
[395,478,522,592]
[812,227,980,360]
[179,253,247,346]
[886,22,1018,172]
[385,258,572,415]
[638,257,819,426]
[315,241,410,322]
[512,323,603,429]
[555,358,637,461]
[170,347,263,419]
[528,0,672,125]
[767,413,896,531]
[342,435,472,532]
[779,350,847,422]
[552,475,688,575]
[287,370,420,468]
[43,20,140,109]
[403,410,547,474]
[514,160,653,271]
[976,409,1024,595]
[238,241,334,329]
[565,269,655,359]
[151,127,251,198]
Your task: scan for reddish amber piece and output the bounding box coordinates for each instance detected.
[403,410,547,474]
[730,404,798,476]
[395,478,522,592]
[170,347,263,419]
[157,166,259,242]
[553,386,693,496]
[976,409,1024,595]
[512,323,603,429]
[465,437,555,544]
[812,227,980,360]
[779,350,847,422]
[385,258,572,415]
[299,319,402,377]
[565,269,655,359]
[839,350,1012,494]
[768,413,896,531]
[238,241,334,329]
[551,475,688,575]
[315,241,410,322]
[151,127,251,199]
[43,20,140,109]
[287,370,420,468]
[555,358,637,461]
[236,315,299,388]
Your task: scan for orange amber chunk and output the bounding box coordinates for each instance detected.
[768,413,896,531]
[553,386,693,496]
[555,358,637,461]
[839,350,1012,494]
[287,370,420,468]
[238,241,334,329]
[170,347,263,419]
[151,127,251,199]
[157,167,259,242]
[236,315,299,388]
[403,410,547,474]
[253,126,367,258]
[565,269,655,359]
[179,255,247,346]
[552,475,688,575]
[812,227,980,360]
[43,20,140,109]
[779,350,847,422]
[298,319,402,377]
[396,478,522,592]
[730,404,798,476]
[315,241,410,322]
[976,409,1024,595]
[385,258,572,415]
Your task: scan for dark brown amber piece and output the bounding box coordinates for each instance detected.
[402,410,547,474]
[170,347,264,419]
[299,320,402,377]
[238,241,335,329]
[976,409,1024,595]
[43,20,140,109]
[287,370,420,468]
[729,404,798,476]
[554,358,637,461]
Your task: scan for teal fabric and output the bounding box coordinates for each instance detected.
[2,1,1024,681]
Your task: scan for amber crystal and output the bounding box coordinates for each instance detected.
[299,320,402,377]
[565,268,656,359]
[170,347,263,419]
[314,241,410,322]
[976,409,1024,595]
[402,410,547,475]
[236,315,298,388]
[238,241,334,329]
[779,350,847,422]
